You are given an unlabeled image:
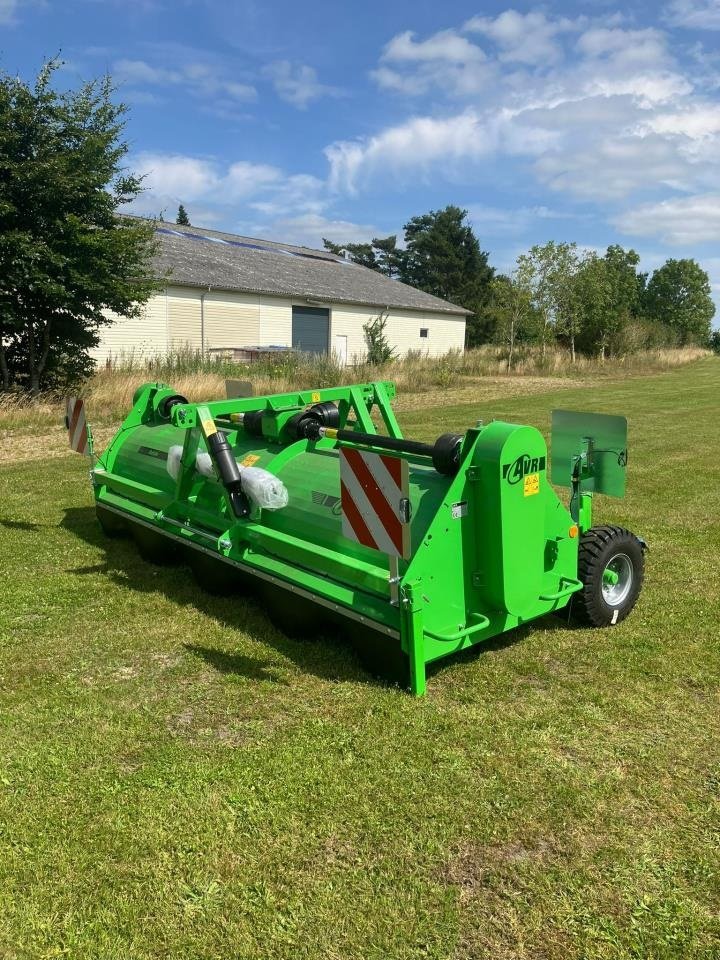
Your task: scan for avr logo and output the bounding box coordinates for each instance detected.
[502,454,546,485]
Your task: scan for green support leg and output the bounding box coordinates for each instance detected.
[402,583,426,697]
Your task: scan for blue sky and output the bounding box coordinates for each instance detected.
[2,0,720,316]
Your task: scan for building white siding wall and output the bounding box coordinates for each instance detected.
[167,285,203,349]
[202,290,261,350]
[258,295,292,345]
[90,291,169,364]
[329,304,466,360]
[91,285,466,365]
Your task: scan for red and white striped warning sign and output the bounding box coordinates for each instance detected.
[340,447,411,559]
[66,397,90,456]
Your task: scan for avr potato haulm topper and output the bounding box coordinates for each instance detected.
[69,381,646,695]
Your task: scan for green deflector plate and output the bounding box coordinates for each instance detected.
[551,410,628,497]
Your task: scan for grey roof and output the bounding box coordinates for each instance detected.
[143,219,468,317]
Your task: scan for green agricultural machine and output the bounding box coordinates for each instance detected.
[79,381,646,695]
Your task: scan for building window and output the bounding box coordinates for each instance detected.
[420,328,429,338]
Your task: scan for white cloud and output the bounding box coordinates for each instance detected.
[613,193,720,243]
[247,213,376,249]
[128,152,354,251]
[263,61,340,109]
[576,27,669,67]
[326,110,556,192]
[465,10,581,65]
[382,29,485,64]
[465,203,587,237]
[346,14,719,203]
[134,153,220,201]
[534,134,702,200]
[327,114,477,191]
[114,58,257,105]
[664,0,720,30]
[633,103,720,138]
[0,0,40,25]
[223,161,282,199]
[373,27,493,96]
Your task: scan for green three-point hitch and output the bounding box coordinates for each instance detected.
[80,381,646,695]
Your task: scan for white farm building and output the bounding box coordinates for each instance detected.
[92,220,469,365]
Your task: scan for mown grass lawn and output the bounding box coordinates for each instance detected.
[0,359,718,960]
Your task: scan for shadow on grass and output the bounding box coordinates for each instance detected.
[61,504,567,692]
[185,644,290,684]
[60,505,373,688]
[0,516,43,532]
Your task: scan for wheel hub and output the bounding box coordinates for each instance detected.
[602,553,633,606]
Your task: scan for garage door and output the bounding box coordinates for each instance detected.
[292,306,330,355]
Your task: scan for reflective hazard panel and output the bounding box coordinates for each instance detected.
[339,448,411,560]
[65,398,91,457]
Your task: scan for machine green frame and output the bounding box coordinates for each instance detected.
[90,381,630,695]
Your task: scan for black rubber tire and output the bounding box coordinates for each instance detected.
[573,525,644,627]
[131,523,184,566]
[188,549,247,596]
[259,584,326,640]
[96,504,128,539]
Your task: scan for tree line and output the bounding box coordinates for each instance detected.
[326,207,717,361]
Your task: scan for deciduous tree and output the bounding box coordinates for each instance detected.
[0,60,158,394]
[643,258,715,345]
[487,274,536,371]
[516,241,579,360]
[574,245,643,358]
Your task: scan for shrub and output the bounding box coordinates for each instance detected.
[363,311,396,365]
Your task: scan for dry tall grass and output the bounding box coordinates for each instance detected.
[0,345,711,433]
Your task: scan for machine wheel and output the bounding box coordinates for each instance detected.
[574,525,644,627]
[96,504,128,539]
[132,524,184,566]
[188,549,245,596]
[261,585,325,639]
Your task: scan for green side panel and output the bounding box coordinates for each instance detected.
[474,422,548,617]
[109,424,184,492]
[551,409,628,497]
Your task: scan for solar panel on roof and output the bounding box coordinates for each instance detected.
[156,226,347,265]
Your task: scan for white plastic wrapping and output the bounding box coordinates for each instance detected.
[166,444,288,510]
[239,466,289,510]
[166,445,184,481]
[195,451,214,478]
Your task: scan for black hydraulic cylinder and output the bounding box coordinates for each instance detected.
[206,430,250,517]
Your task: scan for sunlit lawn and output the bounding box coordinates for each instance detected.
[0,358,718,959]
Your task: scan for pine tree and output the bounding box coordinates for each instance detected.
[176,204,190,226]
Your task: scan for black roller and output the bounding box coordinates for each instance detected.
[158,393,188,420]
[301,418,464,476]
[432,433,463,476]
[286,401,339,441]
[286,410,319,442]
[308,401,339,427]
[242,409,264,436]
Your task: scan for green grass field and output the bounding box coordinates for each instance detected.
[1,359,719,959]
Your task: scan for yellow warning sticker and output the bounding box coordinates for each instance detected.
[524,472,540,497]
[311,392,321,403]
[201,418,217,436]
[241,454,260,468]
